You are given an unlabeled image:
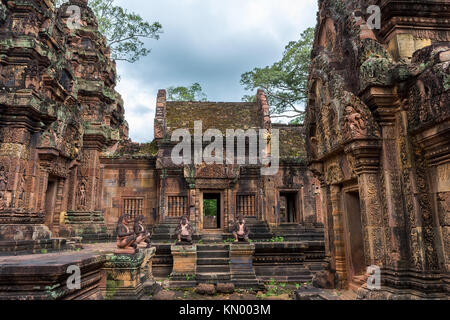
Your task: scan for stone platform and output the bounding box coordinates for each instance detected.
[169,244,197,288]
[0,244,110,300]
[103,247,156,300]
[0,223,67,256]
[0,243,157,300]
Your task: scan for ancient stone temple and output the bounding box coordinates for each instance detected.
[0,0,326,300]
[107,89,323,240]
[0,0,128,253]
[305,0,449,298]
[0,0,448,301]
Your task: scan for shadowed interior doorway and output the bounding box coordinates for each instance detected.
[203,193,221,229]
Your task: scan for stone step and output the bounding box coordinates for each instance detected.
[197,265,230,273]
[197,244,229,251]
[231,280,265,290]
[197,250,229,258]
[259,275,313,283]
[196,273,231,282]
[197,257,229,265]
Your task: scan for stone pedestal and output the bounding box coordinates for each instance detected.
[169,245,197,288]
[59,211,108,242]
[102,247,156,300]
[229,243,264,290]
[0,222,66,255]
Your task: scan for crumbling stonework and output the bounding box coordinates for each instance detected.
[305,0,449,299]
[0,0,127,252]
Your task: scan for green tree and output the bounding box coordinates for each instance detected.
[167,83,208,101]
[240,27,314,124]
[57,0,162,63]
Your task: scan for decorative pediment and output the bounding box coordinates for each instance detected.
[183,164,240,189]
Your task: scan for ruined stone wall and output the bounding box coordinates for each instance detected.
[0,0,127,249]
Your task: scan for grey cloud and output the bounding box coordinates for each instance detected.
[114,0,318,141]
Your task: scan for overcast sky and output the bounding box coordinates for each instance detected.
[114,0,318,142]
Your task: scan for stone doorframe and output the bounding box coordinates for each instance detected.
[276,188,303,225]
[341,183,367,287]
[198,189,225,232]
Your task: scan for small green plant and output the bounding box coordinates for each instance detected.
[224,238,235,243]
[198,239,203,244]
[185,274,195,281]
[295,283,300,290]
[270,236,285,242]
[40,249,48,254]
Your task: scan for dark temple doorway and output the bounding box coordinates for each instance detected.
[344,190,366,280]
[203,193,221,229]
[44,176,58,229]
[280,192,298,223]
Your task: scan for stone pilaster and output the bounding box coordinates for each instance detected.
[169,245,197,288]
[229,243,264,290]
[330,185,347,288]
[102,247,156,300]
[346,140,385,268]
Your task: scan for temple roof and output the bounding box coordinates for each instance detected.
[274,124,307,160]
[165,101,263,134]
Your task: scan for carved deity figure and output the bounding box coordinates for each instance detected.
[344,106,367,139]
[18,171,25,200]
[0,166,7,191]
[116,214,138,253]
[78,182,86,209]
[0,166,7,209]
[175,216,193,245]
[232,216,250,243]
[134,215,152,248]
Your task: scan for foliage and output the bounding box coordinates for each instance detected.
[185,274,195,281]
[57,0,162,63]
[167,83,208,101]
[270,236,285,242]
[240,27,314,123]
[203,199,218,217]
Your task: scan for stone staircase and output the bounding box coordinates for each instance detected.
[244,218,274,241]
[196,244,231,283]
[59,211,109,242]
[200,232,224,243]
[271,223,324,241]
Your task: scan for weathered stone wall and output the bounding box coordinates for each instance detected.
[0,0,127,250]
[305,0,449,298]
[100,158,158,234]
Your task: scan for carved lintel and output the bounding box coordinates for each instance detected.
[413,120,450,167]
[360,86,401,125]
[345,139,381,175]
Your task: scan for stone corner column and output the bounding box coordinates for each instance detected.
[229,243,263,290]
[169,244,197,288]
[102,247,156,300]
